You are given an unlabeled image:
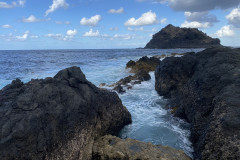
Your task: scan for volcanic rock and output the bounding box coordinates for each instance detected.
[0,66,132,160]
[126,56,161,73]
[155,47,240,159]
[145,24,221,49]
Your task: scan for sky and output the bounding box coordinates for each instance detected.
[0,0,240,50]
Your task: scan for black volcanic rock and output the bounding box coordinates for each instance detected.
[126,56,161,73]
[145,24,221,49]
[0,66,132,160]
[155,47,240,159]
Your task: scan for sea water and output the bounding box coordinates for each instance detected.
[0,49,203,157]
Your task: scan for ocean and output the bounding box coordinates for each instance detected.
[0,49,203,157]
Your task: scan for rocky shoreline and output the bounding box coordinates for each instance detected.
[155,47,240,159]
[0,66,190,160]
[2,47,239,160]
[0,66,132,159]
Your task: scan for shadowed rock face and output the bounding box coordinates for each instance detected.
[145,24,221,49]
[155,47,240,159]
[93,135,191,160]
[0,66,132,160]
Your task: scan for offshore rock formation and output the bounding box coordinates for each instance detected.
[145,24,221,49]
[0,66,132,160]
[155,47,240,159]
[93,135,191,160]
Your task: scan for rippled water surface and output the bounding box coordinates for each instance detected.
[0,49,203,156]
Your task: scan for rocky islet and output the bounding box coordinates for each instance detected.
[145,24,221,49]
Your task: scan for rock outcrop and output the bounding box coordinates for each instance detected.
[102,56,160,94]
[155,47,240,159]
[0,66,132,160]
[145,24,221,49]
[126,56,161,73]
[93,135,191,160]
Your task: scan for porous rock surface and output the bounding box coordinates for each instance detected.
[0,66,132,160]
[155,47,240,159]
[92,135,191,160]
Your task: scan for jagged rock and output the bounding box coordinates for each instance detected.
[113,85,126,94]
[0,66,132,160]
[109,70,151,93]
[126,56,161,73]
[145,24,221,49]
[92,135,191,160]
[155,52,197,98]
[155,47,240,160]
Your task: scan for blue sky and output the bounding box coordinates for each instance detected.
[0,0,240,49]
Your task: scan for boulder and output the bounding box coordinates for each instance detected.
[145,24,221,49]
[92,135,191,160]
[126,56,161,73]
[0,66,132,160]
[155,47,240,159]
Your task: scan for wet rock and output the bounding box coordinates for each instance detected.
[126,60,136,68]
[109,70,151,93]
[126,56,160,73]
[0,66,132,160]
[99,83,106,87]
[155,47,240,159]
[92,135,191,160]
[113,85,126,94]
[145,24,221,49]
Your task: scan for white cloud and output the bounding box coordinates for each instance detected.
[110,27,119,31]
[215,25,235,37]
[66,29,77,36]
[181,11,218,29]
[0,31,38,41]
[184,11,218,23]
[160,18,167,24]
[1,24,13,28]
[124,11,158,26]
[127,27,144,31]
[16,31,29,41]
[181,21,211,28]
[109,7,124,14]
[45,29,77,41]
[226,8,240,28]
[45,33,64,40]
[55,21,70,24]
[80,15,101,27]
[22,15,43,23]
[45,0,69,16]
[0,0,25,8]
[113,34,134,40]
[83,29,100,37]
[30,35,39,39]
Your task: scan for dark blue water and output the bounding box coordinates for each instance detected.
[0,49,203,157]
